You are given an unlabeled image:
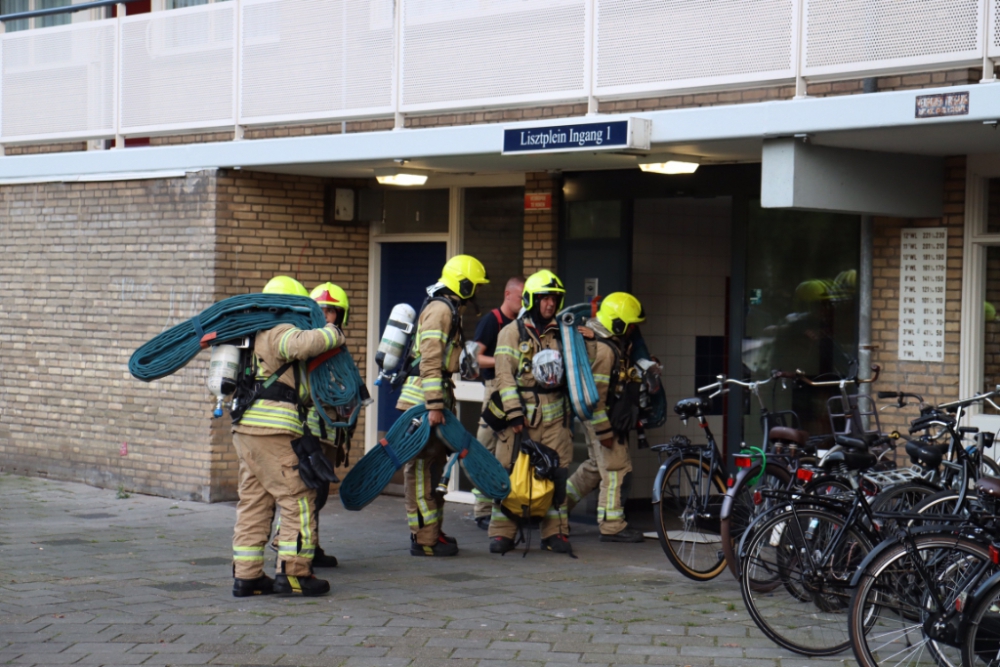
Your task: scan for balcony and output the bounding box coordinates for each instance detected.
[0,0,995,146]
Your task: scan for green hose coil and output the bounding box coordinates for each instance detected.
[339,405,511,511]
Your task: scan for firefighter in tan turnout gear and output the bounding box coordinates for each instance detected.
[488,270,576,555]
[302,281,353,568]
[231,275,345,598]
[566,292,649,543]
[396,255,490,556]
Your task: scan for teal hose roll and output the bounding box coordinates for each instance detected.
[558,304,599,421]
[339,405,510,511]
[129,293,366,429]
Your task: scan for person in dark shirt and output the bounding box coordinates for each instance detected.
[471,276,524,528]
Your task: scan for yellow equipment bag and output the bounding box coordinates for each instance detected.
[502,448,554,519]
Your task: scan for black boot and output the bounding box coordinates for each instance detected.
[232,574,275,598]
[475,516,491,530]
[541,534,574,555]
[599,527,645,543]
[312,547,338,568]
[274,574,330,597]
[410,534,459,557]
[489,536,515,554]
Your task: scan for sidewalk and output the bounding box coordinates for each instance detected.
[0,474,848,667]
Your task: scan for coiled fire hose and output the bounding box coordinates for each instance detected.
[128,294,366,429]
[339,405,511,511]
[558,305,600,421]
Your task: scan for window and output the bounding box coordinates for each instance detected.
[36,0,69,28]
[1,0,30,32]
[567,200,621,239]
[381,189,450,235]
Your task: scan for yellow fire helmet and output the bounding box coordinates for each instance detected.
[597,292,646,336]
[311,282,350,325]
[522,269,566,312]
[262,275,309,297]
[439,254,490,299]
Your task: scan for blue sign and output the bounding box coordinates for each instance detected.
[503,120,632,154]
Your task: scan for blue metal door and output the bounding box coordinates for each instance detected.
[377,242,447,433]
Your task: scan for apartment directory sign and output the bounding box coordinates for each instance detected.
[502,117,651,155]
[898,227,947,362]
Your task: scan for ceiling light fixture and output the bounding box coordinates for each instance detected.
[638,160,700,175]
[374,167,428,186]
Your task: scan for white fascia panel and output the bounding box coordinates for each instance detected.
[3,82,1000,181]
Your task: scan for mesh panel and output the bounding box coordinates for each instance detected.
[1,20,115,141]
[596,0,795,93]
[401,0,586,110]
[120,4,234,133]
[240,0,394,123]
[805,0,980,72]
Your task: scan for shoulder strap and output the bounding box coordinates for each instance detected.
[492,308,504,327]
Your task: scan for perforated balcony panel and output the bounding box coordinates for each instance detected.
[120,4,234,134]
[595,0,795,96]
[805,0,981,75]
[240,0,394,124]
[2,21,115,142]
[401,0,587,111]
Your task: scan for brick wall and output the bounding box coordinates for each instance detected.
[0,171,220,500]
[213,169,371,498]
[870,157,966,434]
[524,172,560,275]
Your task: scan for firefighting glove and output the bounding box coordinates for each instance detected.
[290,429,339,489]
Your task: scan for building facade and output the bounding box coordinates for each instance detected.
[2,0,1000,501]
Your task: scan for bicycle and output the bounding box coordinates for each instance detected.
[847,475,1000,667]
[651,395,729,581]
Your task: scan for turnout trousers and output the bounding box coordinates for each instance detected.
[403,435,450,547]
[488,421,574,541]
[566,421,632,535]
[232,432,317,579]
[472,378,501,519]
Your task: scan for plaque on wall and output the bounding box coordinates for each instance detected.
[898,228,947,362]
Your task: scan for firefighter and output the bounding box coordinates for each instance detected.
[471,276,525,529]
[302,281,352,568]
[566,292,648,543]
[397,255,489,556]
[488,269,575,555]
[231,275,345,598]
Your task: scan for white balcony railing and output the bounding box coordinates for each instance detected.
[0,0,994,146]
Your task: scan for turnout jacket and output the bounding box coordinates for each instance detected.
[583,318,622,442]
[494,315,566,428]
[396,297,462,411]
[234,323,345,437]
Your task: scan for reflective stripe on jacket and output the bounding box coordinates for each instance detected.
[396,297,462,412]
[235,322,345,437]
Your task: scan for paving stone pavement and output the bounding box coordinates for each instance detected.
[0,474,854,667]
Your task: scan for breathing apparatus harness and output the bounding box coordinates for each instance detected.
[385,287,463,390]
[589,323,665,446]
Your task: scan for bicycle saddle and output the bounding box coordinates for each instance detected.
[975,476,1000,499]
[834,434,868,450]
[905,440,944,469]
[769,426,808,446]
[820,449,877,471]
[673,397,705,419]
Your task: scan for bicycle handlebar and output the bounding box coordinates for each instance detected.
[787,365,881,387]
[937,390,998,411]
[696,375,774,397]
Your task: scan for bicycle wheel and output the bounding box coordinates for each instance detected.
[849,534,992,667]
[962,575,1000,666]
[740,507,872,656]
[870,482,940,534]
[912,489,964,519]
[653,457,727,581]
[720,461,791,581]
